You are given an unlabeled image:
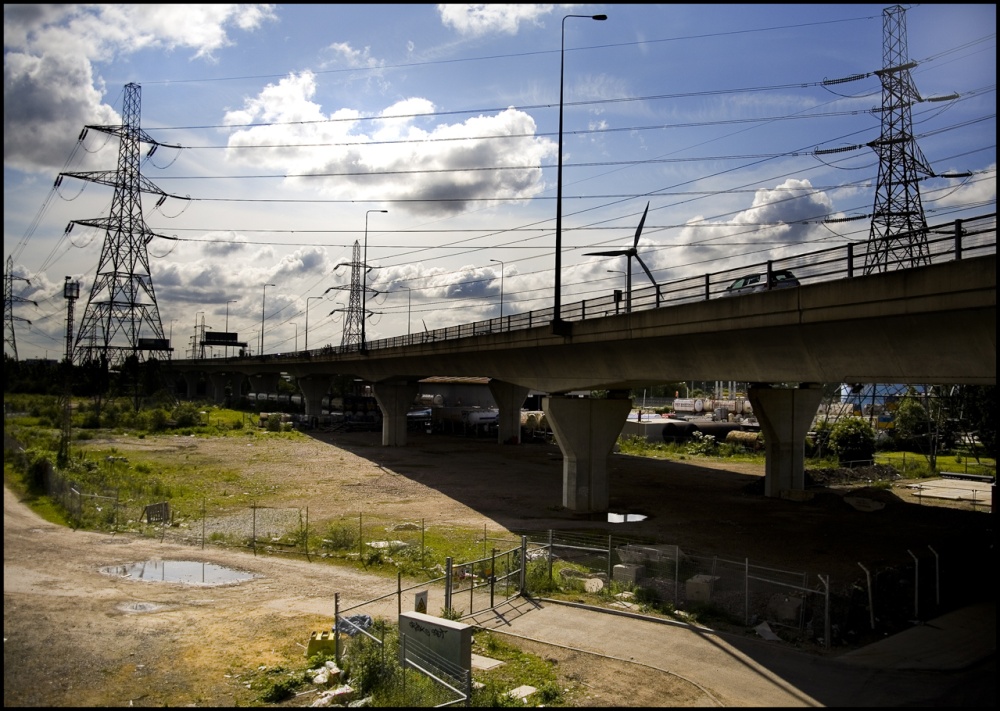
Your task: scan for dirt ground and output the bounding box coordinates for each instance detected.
[3,428,994,707]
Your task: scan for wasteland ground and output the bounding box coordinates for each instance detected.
[3,427,993,706]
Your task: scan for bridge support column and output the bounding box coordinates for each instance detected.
[543,395,632,513]
[296,375,331,423]
[488,380,530,444]
[206,373,233,405]
[373,381,420,446]
[249,373,281,403]
[180,372,201,400]
[748,383,823,498]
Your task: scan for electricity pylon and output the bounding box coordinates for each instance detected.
[3,255,36,361]
[57,82,183,367]
[863,4,935,274]
[327,240,377,349]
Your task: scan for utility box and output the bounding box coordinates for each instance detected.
[613,563,645,584]
[306,630,336,658]
[685,574,720,603]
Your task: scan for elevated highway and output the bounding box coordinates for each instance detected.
[167,229,995,513]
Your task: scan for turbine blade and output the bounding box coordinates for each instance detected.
[636,255,657,287]
[585,250,630,257]
[633,201,650,248]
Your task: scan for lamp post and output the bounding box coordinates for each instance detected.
[195,311,204,359]
[554,12,607,336]
[292,322,298,352]
[490,258,505,319]
[260,283,275,356]
[362,209,388,351]
[305,296,322,351]
[398,286,412,336]
[225,299,237,358]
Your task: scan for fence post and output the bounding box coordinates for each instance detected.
[252,501,257,556]
[607,535,613,580]
[520,536,527,595]
[201,497,206,550]
[445,557,453,615]
[490,548,496,609]
[819,574,831,651]
[908,549,919,619]
[674,545,680,605]
[397,571,402,617]
[359,513,363,559]
[304,507,310,561]
[547,530,554,583]
[334,592,341,665]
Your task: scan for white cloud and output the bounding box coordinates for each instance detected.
[223,73,556,216]
[437,4,555,37]
[3,4,276,173]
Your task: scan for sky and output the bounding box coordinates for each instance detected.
[3,3,996,361]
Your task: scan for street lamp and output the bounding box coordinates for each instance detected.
[305,296,322,351]
[292,322,298,352]
[260,283,275,356]
[195,311,204,359]
[398,286,412,336]
[554,12,607,336]
[362,209,388,351]
[490,258,505,319]
[225,299,237,358]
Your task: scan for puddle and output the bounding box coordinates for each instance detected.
[117,601,167,614]
[100,560,257,586]
[607,512,648,523]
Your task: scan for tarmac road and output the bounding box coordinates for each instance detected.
[470,596,996,707]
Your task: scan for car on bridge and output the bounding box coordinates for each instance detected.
[723,268,800,296]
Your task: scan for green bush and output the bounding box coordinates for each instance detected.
[829,417,877,466]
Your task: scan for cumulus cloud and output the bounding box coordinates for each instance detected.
[223,72,556,217]
[3,4,276,173]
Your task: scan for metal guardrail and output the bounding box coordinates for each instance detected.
[200,213,996,363]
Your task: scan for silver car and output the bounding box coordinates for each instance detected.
[723,268,800,296]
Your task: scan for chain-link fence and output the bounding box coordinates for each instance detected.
[13,444,990,649]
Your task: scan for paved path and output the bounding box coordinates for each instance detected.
[469,596,995,706]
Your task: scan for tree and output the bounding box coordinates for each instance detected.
[829,417,877,467]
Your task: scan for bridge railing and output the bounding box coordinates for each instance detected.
[223,212,996,362]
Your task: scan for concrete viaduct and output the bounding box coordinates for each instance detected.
[166,254,996,514]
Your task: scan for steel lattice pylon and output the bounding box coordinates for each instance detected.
[863,4,934,274]
[329,240,367,348]
[60,83,178,367]
[3,255,36,361]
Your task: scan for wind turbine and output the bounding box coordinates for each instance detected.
[585,202,660,313]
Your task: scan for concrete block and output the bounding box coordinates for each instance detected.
[613,563,644,584]
[685,574,720,602]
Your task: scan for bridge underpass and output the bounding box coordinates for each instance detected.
[167,254,995,513]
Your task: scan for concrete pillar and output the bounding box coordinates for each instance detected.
[373,381,420,446]
[296,375,332,420]
[206,372,231,405]
[542,395,632,513]
[248,372,281,402]
[748,383,824,498]
[488,379,530,444]
[180,372,201,400]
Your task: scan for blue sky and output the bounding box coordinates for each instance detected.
[4,4,996,361]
